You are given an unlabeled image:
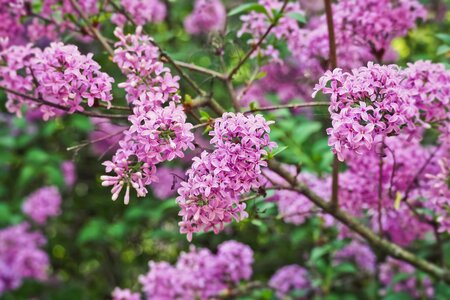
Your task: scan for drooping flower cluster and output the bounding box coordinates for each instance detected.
[31,43,114,116]
[184,0,226,35]
[269,264,311,299]
[111,241,253,300]
[379,258,434,299]
[112,0,167,27]
[0,42,114,120]
[0,223,49,294]
[101,28,194,203]
[177,113,276,241]
[314,63,420,161]
[22,186,62,225]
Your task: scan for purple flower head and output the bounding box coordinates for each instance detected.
[184,0,226,35]
[0,223,49,294]
[61,160,76,188]
[269,264,310,299]
[111,287,141,300]
[112,0,166,27]
[22,186,62,225]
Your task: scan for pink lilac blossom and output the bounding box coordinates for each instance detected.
[0,223,49,294]
[61,160,76,188]
[184,0,226,35]
[313,63,420,161]
[0,0,27,46]
[22,186,62,225]
[268,264,310,299]
[111,287,141,300]
[177,113,276,241]
[102,27,194,203]
[138,241,253,300]
[334,241,376,273]
[150,166,185,200]
[379,258,434,299]
[0,44,40,117]
[112,0,166,27]
[30,42,114,118]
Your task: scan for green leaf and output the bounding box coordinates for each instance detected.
[228,3,267,17]
[292,122,322,144]
[437,45,450,56]
[77,219,107,244]
[436,33,450,44]
[287,12,306,24]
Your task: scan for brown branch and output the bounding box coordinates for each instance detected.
[227,0,290,81]
[324,0,340,210]
[67,130,124,151]
[0,86,128,119]
[267,159,450,282]
[243,102,329,114]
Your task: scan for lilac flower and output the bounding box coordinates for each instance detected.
[111,287,141,300]
[379,258,434,299]
[314,63,420,161]
[177,113,276,241]
[102,28,193,204]
[0,223,49,294]
[112,0,166,27]
[184,0,226,35]
[137,241,254,300]
[22,186,62,225]
[61,160,76,188]
[30,42,114,118]
[269,265,310,299]
[334,241,376,273]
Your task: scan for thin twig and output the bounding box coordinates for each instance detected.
[243,102,329,114]
[67,130,124,151]
[227,0,290,80]
[174,60,226,80]
[324,0,340,210]
[0,86,128,119]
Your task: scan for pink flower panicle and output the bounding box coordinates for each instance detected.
[22,186,62,225]
[379,258,434,299]
[112,0,166,27]
[111,287,141,300]
[269,264,310,299]
[102,28,194,204]
[314,63,420,161]
[184,0,226,35]
[0,42,114,120]
[177,113,276,241]
[138,241,253,300]
[0,223,49,294]
[334,241,376,273]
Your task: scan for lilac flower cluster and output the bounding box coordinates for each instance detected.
[184,0,226,35]
[102,28,194,203]
[177,113,276,241]
[268,264,310,299]
[334,241,376,273]
[0,223,49,294]
[22,186,62,225]
[112,0,166,27]
[313,63,420,161]
[379,258,434,299]
[32,43,114,115]
[0,42,114,120]
[111,287,140,300]
[61,160,77,188]
[112,241,253,300]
